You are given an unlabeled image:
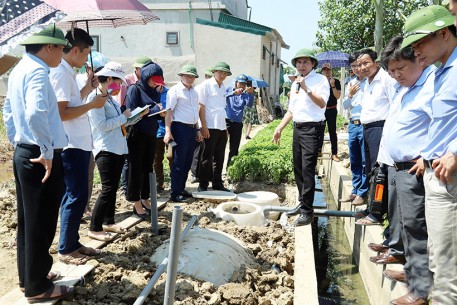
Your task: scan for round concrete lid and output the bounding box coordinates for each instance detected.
[192,190,237,200]
[236,191,280,205]
[150,228,255,286]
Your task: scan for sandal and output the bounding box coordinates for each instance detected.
[47,271,61,281]
[355,215,381,226]
[58,251,89,265]
[103,224,127,234]
[354,209,369,218]
[88,230,113,241]
[26,284,74,304]
[78,245,101,256]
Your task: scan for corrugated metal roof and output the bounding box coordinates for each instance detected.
[218,13,272,33]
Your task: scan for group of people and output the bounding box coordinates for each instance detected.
[274,3,457,305]
[3,20,260,302]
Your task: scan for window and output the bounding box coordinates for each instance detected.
[166,32,179,45]
[90,35,100,52]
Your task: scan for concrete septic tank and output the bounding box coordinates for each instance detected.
[150,228,256,286]
[236,191,281,220]
[192,190,237,202]
[212,201,265,226]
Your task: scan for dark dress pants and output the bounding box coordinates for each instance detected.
[154,137,166,188]
[191,140,204,176]
[126,127,156,201]
[324,108,338,155]
[198,128,228,187]
[362,122,384,175]
[170,122,197,197]
[90,151,124,232]
[226,119,243,168]
[387,165,404,255]
[14,144,64,297]
[293,124,325,215]
[395,169,431,299]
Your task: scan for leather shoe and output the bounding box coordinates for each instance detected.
[390,292,427,305]
[368,242,389,253]
[294,213,314,226]
[181,190,193,198]
[170,195,190,203]
[371,253,406,265]
[133,207,150,220]
[383,270,407,283]
[197,184,208,192]
[331,154,340,162]
[351,195,364,206]
[286,204,302,216]
[212,184,231,192]
[339,194,356,202]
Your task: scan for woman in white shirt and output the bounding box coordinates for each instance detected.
[86,62,131,241]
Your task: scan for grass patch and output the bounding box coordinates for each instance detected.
[227,120,294,183]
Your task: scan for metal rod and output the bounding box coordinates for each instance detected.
[133,216,197,305]
[262,206,355,218]
[164,206,183,305]
[149,172,158,234]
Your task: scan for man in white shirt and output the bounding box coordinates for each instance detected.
[196,62,232,192]
[50,28,106,265]
[272,48,330,226]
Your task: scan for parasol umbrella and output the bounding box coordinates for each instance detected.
[247,76,269,88]
[0,0,65,57]
[43,0,160,30]
[316,51,349,68]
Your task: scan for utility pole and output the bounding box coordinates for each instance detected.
[373,0,384,54]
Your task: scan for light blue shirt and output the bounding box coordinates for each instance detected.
[3,53,67,159]
[421,47,457,159]
[343,77,365,119]
[87,93,128,158]
[225,86,254,123]
[387,66,435,162]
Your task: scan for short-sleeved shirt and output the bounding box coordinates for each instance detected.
[288,70,330,122]
[166,81,199,125]
[50,59,93,151]
[197,77,227,130]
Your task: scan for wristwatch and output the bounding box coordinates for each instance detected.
[305,87,312,94]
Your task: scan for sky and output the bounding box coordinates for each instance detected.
[247,0,321,67]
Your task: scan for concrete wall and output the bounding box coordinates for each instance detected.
[321,157,408,305]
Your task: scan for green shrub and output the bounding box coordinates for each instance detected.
[227,120,294,183]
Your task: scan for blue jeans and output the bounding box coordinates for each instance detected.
[170,122,197,198]
[59,148,91,254]
[348,123,368,197]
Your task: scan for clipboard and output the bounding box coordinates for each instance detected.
[125,105,150,126]
[148,108,168,117]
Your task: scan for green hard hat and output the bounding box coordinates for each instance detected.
[212,61,232,76]
[291,48,318,68]
[132,56,153,68]
[204,67,214,77]
[178,64,199,78]
[402,5,455,49]
[20,24,70,47]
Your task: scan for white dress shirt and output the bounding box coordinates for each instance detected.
[166,81,199,125]
[197,77,227,130]
[359,68,397,124]
[50,59,93,151]
[288,70,330,122]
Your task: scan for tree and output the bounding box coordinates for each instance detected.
[315,0,434,53]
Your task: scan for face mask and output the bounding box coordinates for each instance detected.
[108,82,121,96]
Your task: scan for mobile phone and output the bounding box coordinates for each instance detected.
[168,140,177,147]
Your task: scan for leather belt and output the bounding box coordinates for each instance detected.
[294,121,326,128]
[363,120,385,128]
[394,161,416,171]
[173,121,198,129]
[350,119,361,125]
[326,105,337,110]
[423,159,435,169]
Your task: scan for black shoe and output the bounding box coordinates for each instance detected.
[181,190,193,198]
[286,204,302,216]
[198,184,208,192]
[294,213,314,226]
[190,175,199,184]
[133,207,150,220]
[170,195,190,203]
[157,186,165,194]
[245,136,251,140]
[141,200,151,214]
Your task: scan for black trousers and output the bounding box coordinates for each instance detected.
[90,151,124,231]
[14,144,64,297]
[293,124,325,215]
[198,128,228,187]
[363,122,384,175]
[226,119,243,168]
[126,127,156,201]
[191,140,204,176]
[324,108,338,155]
